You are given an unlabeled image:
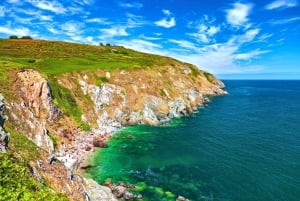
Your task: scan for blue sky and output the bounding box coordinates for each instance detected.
[0,0,300,79]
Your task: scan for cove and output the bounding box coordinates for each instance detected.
[86,80,300,201]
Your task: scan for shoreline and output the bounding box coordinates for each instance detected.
[74,100,215,200]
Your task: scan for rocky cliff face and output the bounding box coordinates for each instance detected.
[2,65,225,201]
[73,66,226,135]
[8,69,60,153]
[0,93,10,153]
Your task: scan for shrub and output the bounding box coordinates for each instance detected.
[9,35,18,39]
[20,36,33,40]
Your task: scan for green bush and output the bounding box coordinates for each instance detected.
[20,36,33,40]
[9,35,18,39]
[0,154,68,201]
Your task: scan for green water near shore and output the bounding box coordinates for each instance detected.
[86,80,300,201]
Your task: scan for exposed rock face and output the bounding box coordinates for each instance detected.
[0,94,10,153]
[16,69,60,121]
[85,178,117,201]
[78,76,226,133]
[8,69,60,153]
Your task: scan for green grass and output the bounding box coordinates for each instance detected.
[95,76,109,87]
[0,127,67,201]
[0,154,68,201]
[0,39,179,76]
[203,72,213,83]
[49,78,82,122]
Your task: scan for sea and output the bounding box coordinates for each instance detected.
[86,80,300,201]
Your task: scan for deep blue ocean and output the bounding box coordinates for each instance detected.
[87,80,300,201]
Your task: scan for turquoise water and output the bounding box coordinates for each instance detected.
[87,80,300,201]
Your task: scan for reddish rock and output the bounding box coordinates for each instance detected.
[93,137,108,148]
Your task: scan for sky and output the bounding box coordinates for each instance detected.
[0,0,300,79]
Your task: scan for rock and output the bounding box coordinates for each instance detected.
[168,99,188,118]
[177,195,189,201]
[0,94,10,153]
[92,136,108,148]
[85,178,117,201]
[15,69,60,121]
[111,185,127,198]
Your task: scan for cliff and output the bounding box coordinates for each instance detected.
[0,39,226,200]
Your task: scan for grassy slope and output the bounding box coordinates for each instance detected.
[0,39,188,75]
[0,127,68,201]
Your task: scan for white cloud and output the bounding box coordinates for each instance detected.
[162,9,171,15]
[40,15,53,21]
[46,26,59,34]
[168,39,199,50]
[86,18,109,24]
[126,13,147,28]
[226,3,253,27]
[27,0,66,14]
[117,39,162,54]
[234,50,270,60]
[207,26,220,36]
[139,34,162,41]
[6,0,20,3]
[74,0,94,5]
[155,9,176,28]
[61,21,83,36]
[237,28,260,43]
[155,17,176,28]
[119,2,143,8]
[0,6,5,17]
[265,0,298,10]
[270,17,300,24]
[100,27,129,38]
[188,24,220,43]
[0,26,30,36]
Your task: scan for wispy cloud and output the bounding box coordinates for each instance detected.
[6,0,21,4]
[26,0,66,14]
[226,3,253,27]
[0,26,30,36]
[0,6,5,17]
[100,26,129,38]
[126,13,147,28]
[117,39,162,54]
[234,49,270,60]
[61,21,84,36]
[73,0,94,5]
[155,9,176,28]
[189,24,220,43]
[269,17,300,24]
[119,2,143,8]
[168,39,199,50]
[85,18,109,24]
[265,0,298,10]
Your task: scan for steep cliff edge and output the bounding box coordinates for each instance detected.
[0,39,226,201]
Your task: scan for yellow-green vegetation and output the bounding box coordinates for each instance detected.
[0,154,68,201]
[203,72,214,83]
[0,39,185,76]
[50,78,82,122]
[0,128,68,201]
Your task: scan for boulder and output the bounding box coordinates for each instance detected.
[93,136,108,148]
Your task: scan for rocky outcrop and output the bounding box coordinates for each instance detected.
[0,94,10,153]
[85,178,117,201]
[8,69,60,153]
[78,77,225,133]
